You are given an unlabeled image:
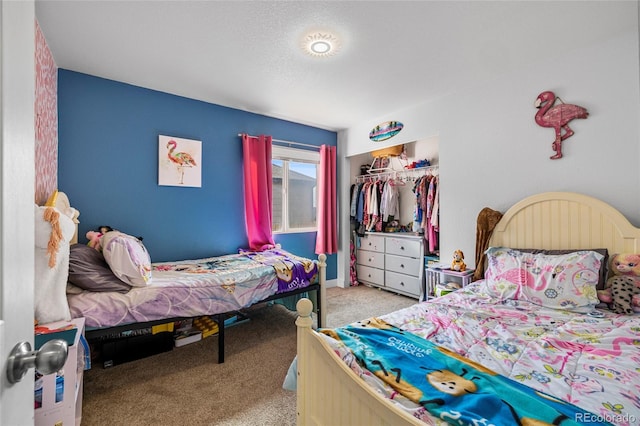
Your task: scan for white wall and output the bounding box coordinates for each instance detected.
[338,9,640,286]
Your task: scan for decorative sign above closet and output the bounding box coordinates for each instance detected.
[369,121,403,142]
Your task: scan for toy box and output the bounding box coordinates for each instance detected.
[35,320,78,350]
[35,317,85,426]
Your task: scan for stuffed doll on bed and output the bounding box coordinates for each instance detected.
[597,253,640,314]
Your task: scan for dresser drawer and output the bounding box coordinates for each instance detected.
[356,250,384,269]
[385,254,422,277]
[385,237,422,258]
[360,234,385,253]
[385,270,422,297]
[357,265,385,286]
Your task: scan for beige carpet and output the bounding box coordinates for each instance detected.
[80,285,417,426]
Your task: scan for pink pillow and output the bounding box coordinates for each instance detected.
[484,247,602,310]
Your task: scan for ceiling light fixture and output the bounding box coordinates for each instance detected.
[303,32,340,57]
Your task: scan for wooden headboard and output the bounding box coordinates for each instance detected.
[490,192,640,254]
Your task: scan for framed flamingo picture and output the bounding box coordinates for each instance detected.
[158,135,202,187]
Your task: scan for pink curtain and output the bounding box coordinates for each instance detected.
[315,145,337,254]
[242,134,276,251]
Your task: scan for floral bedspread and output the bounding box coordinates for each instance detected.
[320,282,640,426]
[68,249,317,328]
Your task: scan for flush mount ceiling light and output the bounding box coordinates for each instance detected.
[303,32,340,57]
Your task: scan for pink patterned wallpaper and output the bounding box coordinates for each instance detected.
[35,19,58,205]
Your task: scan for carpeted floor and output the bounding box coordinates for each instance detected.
[79,285,417,426]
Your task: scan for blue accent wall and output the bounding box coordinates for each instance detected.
[58,70,337,279]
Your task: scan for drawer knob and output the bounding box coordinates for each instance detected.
[400,282,405,286]
[400,246,405,250]
[368,258,372,262]
[400,264,405,268]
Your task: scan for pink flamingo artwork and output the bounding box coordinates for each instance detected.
[166,140,197,184]
[534,91,589,160]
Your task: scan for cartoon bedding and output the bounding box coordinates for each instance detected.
[319,249,640,426]
[68,247,318,328]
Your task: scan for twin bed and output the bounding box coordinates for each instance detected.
[295,192,640,426]
[48,192,326,364]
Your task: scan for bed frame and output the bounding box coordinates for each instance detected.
[53,191,328,365]
[295,191,640,425]
[87,255,325,365]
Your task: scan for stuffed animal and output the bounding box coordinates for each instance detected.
[602,253,640,314]
[86,231,104,251]
[451,249,467,272]
[86,225,116,252]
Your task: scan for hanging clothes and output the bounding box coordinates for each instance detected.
[350,232,359,286]
[380,178,400,222]
[425,175,438,253]
[367,180,380,232]
[411,172,439,254]
[375,180,384,232]
[355,167,438,239]
[412,176,425,233]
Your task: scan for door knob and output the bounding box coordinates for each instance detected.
[6,339,68,384]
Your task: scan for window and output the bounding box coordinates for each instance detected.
[272,145,319,233]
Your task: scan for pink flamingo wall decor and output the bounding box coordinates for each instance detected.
[166,140,197,184]
[534,91,589,160]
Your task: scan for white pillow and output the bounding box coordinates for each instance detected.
[102,231,152,287]
[34,204,76,323]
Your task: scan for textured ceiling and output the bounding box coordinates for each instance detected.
[35,1,635,131]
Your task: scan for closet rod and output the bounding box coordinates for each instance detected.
[355,165,438,183]
[237,133,320,150]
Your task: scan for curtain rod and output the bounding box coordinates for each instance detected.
[237,133,320,150]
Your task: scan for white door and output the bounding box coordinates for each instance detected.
[1,1,37,425]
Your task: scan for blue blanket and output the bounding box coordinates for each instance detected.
[322,319,612,425]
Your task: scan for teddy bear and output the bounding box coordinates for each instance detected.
[451,249,467,272]
[600,253,640,314]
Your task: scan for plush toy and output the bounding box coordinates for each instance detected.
[451,249,467,272]
[601,253,640,314]
[86,231,104,251]
[86,225,116,252]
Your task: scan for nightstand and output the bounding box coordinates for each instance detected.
[425,266,475,300]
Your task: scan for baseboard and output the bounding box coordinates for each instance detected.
[325,278,337,288]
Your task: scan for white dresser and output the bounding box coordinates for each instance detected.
[356,232,425,300]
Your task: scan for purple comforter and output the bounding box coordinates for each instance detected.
[68,248,317,328]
